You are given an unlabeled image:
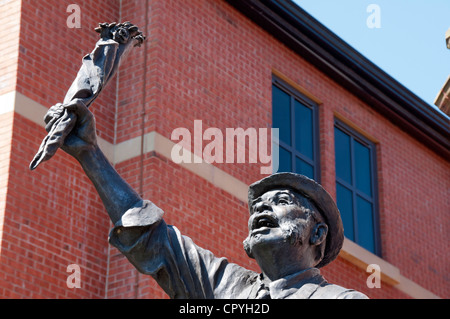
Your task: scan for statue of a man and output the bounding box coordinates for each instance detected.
[44,100,368,299]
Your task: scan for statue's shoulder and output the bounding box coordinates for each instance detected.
[311,283,369,299]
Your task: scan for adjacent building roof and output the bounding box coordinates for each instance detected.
[434,28,450,117]
[434,76,450,117]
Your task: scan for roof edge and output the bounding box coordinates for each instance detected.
[226,0,449,159]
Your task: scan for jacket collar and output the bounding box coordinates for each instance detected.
[259,267,327,299]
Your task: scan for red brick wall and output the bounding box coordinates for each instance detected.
[0,0,21,95]
[0,113,109,298]
[0,0,18,291]
[113,0,449,298]
[1,0,448,299]
[0,0,120,298]
[0,112,14,278]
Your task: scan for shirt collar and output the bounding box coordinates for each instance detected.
[266,267,326,299]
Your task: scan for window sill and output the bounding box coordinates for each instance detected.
[339,237,440,298]
[340,238,400,285]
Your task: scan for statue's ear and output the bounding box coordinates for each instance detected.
[310,222,328,266]
[310,222,328,246]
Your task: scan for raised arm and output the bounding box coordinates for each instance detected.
[45,100,142,224]
[77,143,142,225]
[43,101,256,299]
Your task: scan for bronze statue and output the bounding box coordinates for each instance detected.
[31,22,367,299]
[30,22,145,171]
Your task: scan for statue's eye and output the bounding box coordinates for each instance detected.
[277,197,291,205]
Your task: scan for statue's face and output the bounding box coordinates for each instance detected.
[245,188,313,255]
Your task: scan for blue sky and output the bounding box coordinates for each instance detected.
[293,0,450,114]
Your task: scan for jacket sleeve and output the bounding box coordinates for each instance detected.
[108,200,254,299]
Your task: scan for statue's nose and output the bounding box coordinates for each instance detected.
[253,201,272,214]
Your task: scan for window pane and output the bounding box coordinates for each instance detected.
[334,127,351,184]
[295,157,314,179]
[277,147,292,172]
[272,86,291,145]
[336,183,354,241]
[354,140,372,196]
[356,196,375,252]
[294,100,313,160]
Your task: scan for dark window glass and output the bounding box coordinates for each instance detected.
[354,140,372,196]
[294,100,313,160]
[278,147,292,172]
[272,77,319,181]
[336,183,354,241]
[356,196,375,252]
[296,157,314,179]
[334,126,352,184]
[272,85,291,146]
[334,122,380,256]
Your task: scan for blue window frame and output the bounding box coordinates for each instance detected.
[334,120,381,256]
[272,76,319,181]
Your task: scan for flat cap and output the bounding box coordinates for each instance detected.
[248,172,344,268]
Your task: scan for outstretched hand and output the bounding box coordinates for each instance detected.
[44,99,98,159]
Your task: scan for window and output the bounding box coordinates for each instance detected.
[334,120,381,255]
[272,76,319,181]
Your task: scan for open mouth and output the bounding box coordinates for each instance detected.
[252,213,278,231]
